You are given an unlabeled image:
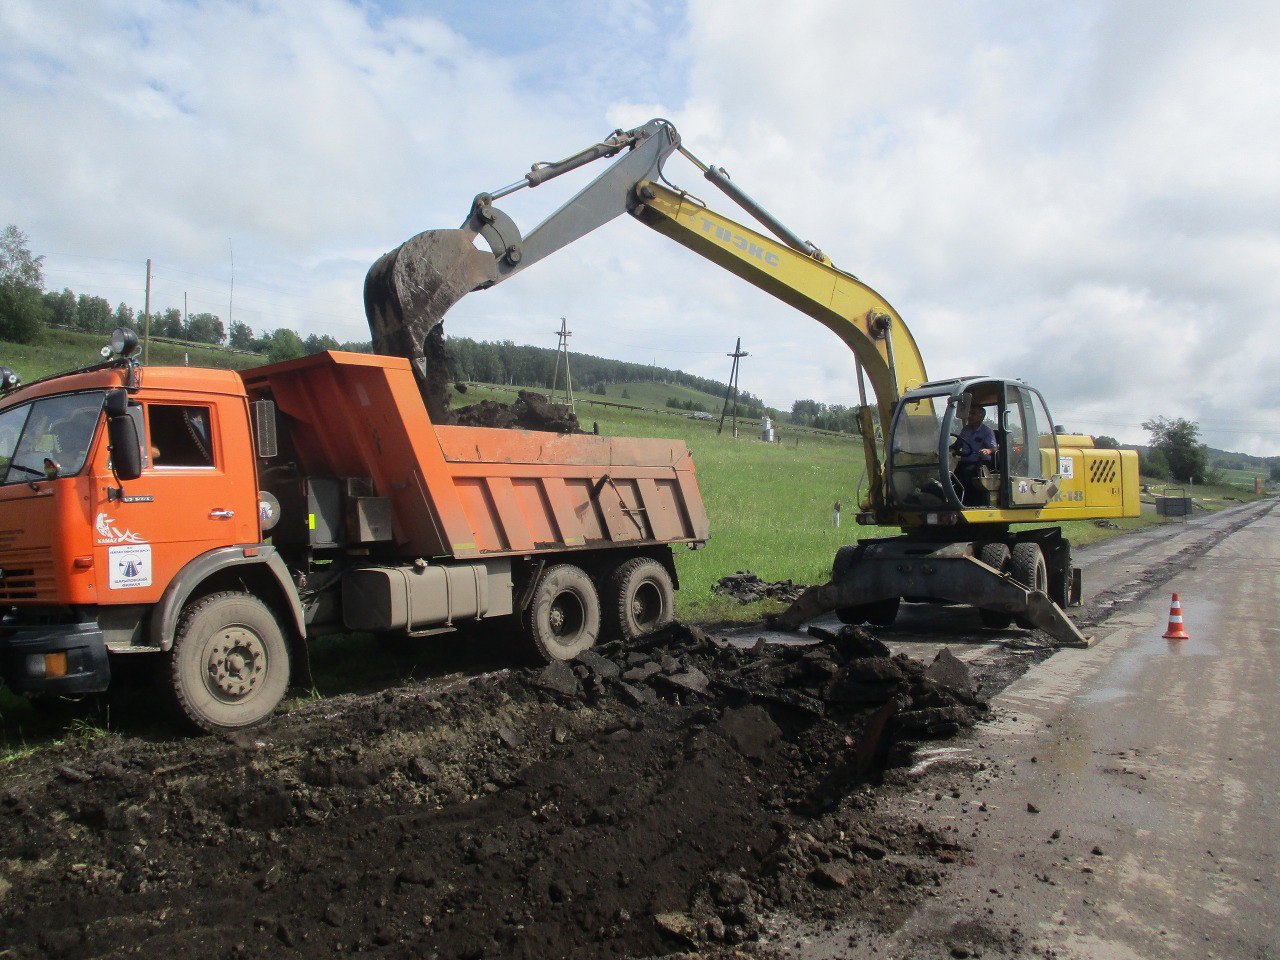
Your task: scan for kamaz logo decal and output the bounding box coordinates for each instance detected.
[698,218,781,267]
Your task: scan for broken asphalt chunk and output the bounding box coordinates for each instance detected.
[925,648,975,699]
[575,649,621,680]
[535,661,582,699]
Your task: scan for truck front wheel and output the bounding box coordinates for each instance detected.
[524,564,600,662]
[167,591,291,733]
[605,557,675,642]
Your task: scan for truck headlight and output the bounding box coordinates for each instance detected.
[25,653,68,678]
[110,327,141,358]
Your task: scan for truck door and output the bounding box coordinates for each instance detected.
[1001,384,1056,507]
[94,399,256,599]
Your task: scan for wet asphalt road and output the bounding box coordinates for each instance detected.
[778,499,1279,959]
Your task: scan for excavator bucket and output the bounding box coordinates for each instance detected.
[364,228,497,416]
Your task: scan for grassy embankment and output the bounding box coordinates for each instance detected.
[0,327,262,381]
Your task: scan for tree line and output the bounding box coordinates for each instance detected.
[442,336,768,420]
[0,225,369,363]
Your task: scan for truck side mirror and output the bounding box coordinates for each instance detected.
[108,413,142,481]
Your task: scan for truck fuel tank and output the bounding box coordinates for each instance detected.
[342,560,513,634]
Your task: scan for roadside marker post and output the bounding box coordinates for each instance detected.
[1162,593,1190,640]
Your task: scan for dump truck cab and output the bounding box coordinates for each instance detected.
[0,353,283,698]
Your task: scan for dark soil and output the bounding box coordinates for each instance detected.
[448,389,582,434]
[712,572,806,605]
[0,624,985,959]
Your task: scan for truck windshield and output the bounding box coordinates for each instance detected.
[0,392,106,484]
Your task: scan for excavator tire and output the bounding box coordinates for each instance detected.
[1048,542,1073,608]
[836,596,900,627]
[1009,542,1048,629]
[523,564,600,662]
[977,543,1014,629]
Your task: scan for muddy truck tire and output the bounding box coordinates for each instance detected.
[167,591,292,734]
[524,564,601,661]
[605,557,675,642]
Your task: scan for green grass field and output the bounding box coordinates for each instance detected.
[0,327,264,382]
[574,379,731,414]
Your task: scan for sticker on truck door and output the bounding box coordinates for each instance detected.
[109,544,152,589]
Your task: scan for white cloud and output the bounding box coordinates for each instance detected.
[1,0,1278,453]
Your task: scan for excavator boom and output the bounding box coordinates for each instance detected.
[363,118,925,506]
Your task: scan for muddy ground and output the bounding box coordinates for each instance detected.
[0,622,1007,960]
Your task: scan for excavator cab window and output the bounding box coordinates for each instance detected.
[1001,384,1058,507]
[888,394,953,508]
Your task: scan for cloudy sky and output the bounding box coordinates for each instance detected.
[3,1,1278,454]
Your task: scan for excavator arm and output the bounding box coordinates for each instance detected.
[364,118,926,511]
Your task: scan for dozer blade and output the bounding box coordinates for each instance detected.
[364,228,497,415]
[772,538,1094,648]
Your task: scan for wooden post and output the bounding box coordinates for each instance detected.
[142,258,152,363]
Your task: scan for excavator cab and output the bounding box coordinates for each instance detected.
[887,377,1060,517]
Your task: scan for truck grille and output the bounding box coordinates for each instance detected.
[0,556,56,602]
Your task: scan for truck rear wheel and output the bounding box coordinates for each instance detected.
[167,591,291,733]
[524,564,600,661]
[1010,542,1048,629]
[605,557,675,642]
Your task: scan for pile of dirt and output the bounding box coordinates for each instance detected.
[449,389,582,434]
[712,571,807,604]
[0,624,984,960]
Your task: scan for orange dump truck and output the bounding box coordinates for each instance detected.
[0,341,708,731]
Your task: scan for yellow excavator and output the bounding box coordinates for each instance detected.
[365,119,1140,647]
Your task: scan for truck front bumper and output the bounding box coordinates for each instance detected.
[0,621,111,695]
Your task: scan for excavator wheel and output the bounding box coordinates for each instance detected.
[523,564,601,662]
[836,596,900,627]
[977,542,1014,629]
[1009,542,1048,629]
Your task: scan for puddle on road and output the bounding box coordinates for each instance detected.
[1081,595,1221,705]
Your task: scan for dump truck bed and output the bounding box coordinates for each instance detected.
[241,351,709,560]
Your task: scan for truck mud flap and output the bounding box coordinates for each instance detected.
[776,542,1093,648]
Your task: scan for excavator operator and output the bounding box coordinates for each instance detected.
[954,404,997,506]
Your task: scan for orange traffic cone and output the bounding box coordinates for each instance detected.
[1162,593,1190,640]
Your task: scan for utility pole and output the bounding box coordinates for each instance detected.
[550,317,575,411]
[228,239,235,330]
[717,337,748,437]
[142,258,152,363]
[184,291,188,335]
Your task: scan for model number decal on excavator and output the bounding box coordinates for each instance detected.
[1052,490,1086,502]
[698,218,781,267]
